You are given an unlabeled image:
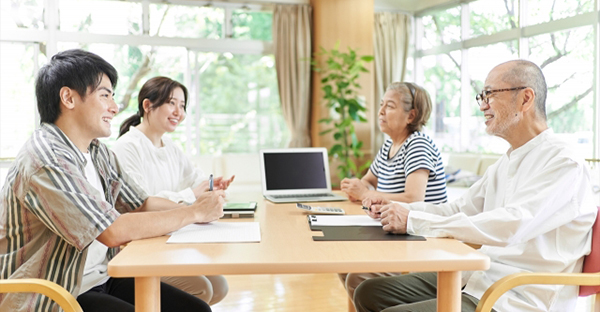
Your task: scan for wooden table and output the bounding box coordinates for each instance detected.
[108,193,489,312]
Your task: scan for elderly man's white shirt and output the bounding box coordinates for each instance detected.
[404,129,596,312]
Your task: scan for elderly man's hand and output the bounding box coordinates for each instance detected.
[379,203,410,234]
[361,195,391,219]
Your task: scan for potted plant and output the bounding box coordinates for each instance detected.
[311,43,374,182]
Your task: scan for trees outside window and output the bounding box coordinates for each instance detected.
[0,0,288,187]
[415,0,598,158]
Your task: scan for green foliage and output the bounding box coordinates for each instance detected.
[231,11,273,41]
[311,44,373,181]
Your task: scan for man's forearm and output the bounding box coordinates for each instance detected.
[97,205,196,247]
[135,196,184,212]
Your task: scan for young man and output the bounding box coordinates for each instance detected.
[0,49,224,312]
[355,60,597,312]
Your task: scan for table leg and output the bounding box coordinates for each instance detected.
[437,271,461,312]
[135,276,160,312]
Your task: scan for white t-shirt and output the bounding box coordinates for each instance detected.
[80,152,110,295]
[111,126,207,204]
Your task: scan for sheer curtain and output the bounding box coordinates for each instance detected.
[273,4,313,147]
[372,12,411,154]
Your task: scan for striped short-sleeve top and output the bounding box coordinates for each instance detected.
[369,132,447,203]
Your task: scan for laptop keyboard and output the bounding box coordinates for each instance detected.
[271,193,335,199]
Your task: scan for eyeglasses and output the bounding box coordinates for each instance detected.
[476,87,527,106]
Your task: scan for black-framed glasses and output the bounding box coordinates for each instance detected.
[476,87,527,106]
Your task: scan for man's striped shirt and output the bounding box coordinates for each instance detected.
[370,132,447,203]
[0,123,148,312]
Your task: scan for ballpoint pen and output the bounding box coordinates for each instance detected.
[209,174,214,191]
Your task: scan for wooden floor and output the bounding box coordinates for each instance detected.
[210,274,595,312]
[211,273,350,312]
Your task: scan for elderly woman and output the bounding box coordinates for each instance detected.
[339,82,447,301]
[341,82,447,204]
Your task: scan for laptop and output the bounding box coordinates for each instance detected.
[259,148,348,203]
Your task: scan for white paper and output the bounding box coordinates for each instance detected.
[167,222,261,243]
[308,215,382,226]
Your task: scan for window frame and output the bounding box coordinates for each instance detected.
[412,0,600,158]
[0,0,279,166]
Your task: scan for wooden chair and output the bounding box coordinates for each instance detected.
[0,278,83,312]
[476,206,600,312]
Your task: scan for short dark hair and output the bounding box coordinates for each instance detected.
[118,76,188,137]
[35,49,118,124]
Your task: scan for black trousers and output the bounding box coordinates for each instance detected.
[77,278,211,312]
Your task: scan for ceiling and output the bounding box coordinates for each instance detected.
[374,0,456,13]
[220,0,457,14]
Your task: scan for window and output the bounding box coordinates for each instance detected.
[0,0,287,158]
[421,7,461,50]
[0,0,44,30]
[0,42,45,159]
[231,10,273,40]
[527,0,595,25]
[59,0,143,35]
[528,26,595,156]
[415,0,599,158]
[149,4,223,38]
[422,52,462,152]
[469,0,518,37]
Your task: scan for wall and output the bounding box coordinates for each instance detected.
[309,0,375,184]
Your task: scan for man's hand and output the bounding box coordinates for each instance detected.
[192,190,225,223]
[361,195,391,219]
[341,178,369,201]
[379,203,410,234]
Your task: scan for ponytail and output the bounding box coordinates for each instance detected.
[118,76,188,138]
[118,113,142,138]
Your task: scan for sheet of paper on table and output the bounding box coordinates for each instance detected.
[167,222,261,243]
[308,215,382,227]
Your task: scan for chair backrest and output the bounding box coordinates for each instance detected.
[579,206,600,296]
[0,278,82,312]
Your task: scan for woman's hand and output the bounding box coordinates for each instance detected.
[192,175,236,198]
[341,178,370,201]
[213,175,235,190]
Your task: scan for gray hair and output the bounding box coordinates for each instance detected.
[500,60,548,120]
[385,82,432,133]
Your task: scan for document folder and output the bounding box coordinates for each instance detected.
[308,215,426,241]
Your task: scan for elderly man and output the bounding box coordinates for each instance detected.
[0,49,224,312]
[354,60,597,312]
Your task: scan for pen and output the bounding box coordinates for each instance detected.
[209,174,213,191]
[362,206,370,211]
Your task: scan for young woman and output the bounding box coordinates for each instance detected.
[112,76,233,305]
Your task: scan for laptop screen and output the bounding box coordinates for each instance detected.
[263,151,328,190]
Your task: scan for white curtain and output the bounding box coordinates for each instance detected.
[273,4,313,147]
[372,12,411,154]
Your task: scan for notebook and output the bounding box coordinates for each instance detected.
[259,148,348,203]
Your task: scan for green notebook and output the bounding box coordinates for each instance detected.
[224,202,257,211]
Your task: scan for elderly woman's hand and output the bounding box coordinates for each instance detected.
[341,178,370,201]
